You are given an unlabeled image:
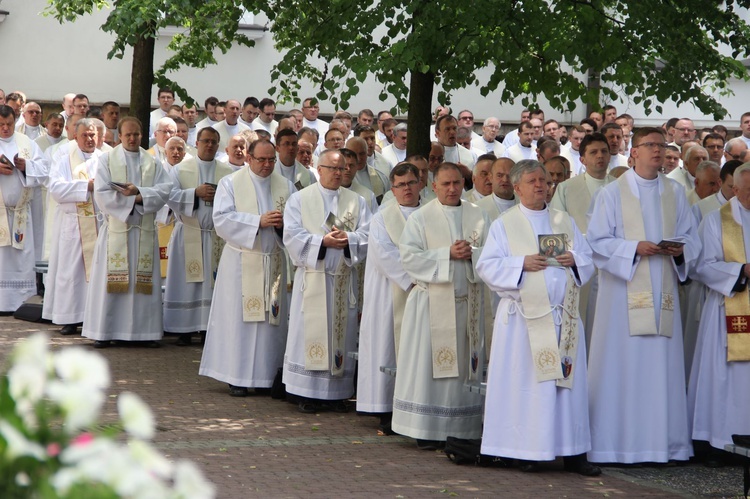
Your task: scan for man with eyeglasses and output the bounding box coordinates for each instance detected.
[703,133,725,165]
[457,110,481,140]
[16,102,44,140]
[357,162,422,435]
[147,117,177,168]
[301,97,328,147]
[668,144,708,191]
[670,118,697,147]
[392,162,489,450]
[283,148,371,414]
[252,97,279,138]
[724,137,748,165]
[471,117,506,157]
[213,99,251,152]
[587,127,700,465]
[200,139,295,397]
[163,126,233,347]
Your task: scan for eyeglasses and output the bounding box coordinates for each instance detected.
[674,127,695,133]
[635,142,668,150]
[428,155,444,162]
[484,125,500,130]
[157,129,176,135]
[319,165,346,173]
[458,116,473,121]
[392,180,419,189]
[304,105,320,110]
[252,156,276,164]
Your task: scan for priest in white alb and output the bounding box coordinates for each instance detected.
[275,128,316,189]
[476,159,599,476]
[357,163,422,435]
[200,139,295,396]
[82,117,172,348]
[43,118,102,335]
[392,162,489,449]
[0,105,47,312]
[164,127,233,345]
[587,127,700,464]
[688,163,750,466]
[282,149,371,413]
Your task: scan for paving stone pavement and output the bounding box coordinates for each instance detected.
[0,316,744,498]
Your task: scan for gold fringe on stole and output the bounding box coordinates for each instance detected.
[720,202,750,361]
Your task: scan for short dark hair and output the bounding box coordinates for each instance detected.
[275,128,297,143]
[101,101,119,111]
[339,148,356,161]
[204,96,219,109]
[44,112,64,123]
[172,116,187,127]
[390,162,419,183]
[603,104,617,112]
[702,132,725,146]
[600,122,621,135]
[721,159,743,182]
[436,114,457,131]
[73,93,89,103]
[358,109,374,119]
[117,116,142,135]
[0,105,16,121]
[579,118,598,131]
[196,126,220,142]
[243,96,259,108]
[297,126,319,141]
[86,107,103,119]
[248,138,273,155]
[579,132,609,156]
[665,117,679,130]
[354,124,376,136]
[631,127,665,148]
[476,153,497,164]
[258,97,275,110]
[157,87,174,98]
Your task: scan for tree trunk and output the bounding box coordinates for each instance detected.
[406,69,435,157]
[131,34,156,149]
[586,68,601,118]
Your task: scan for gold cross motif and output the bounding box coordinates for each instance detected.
[662,293,674,311]
[110,253,126,268]
[468,230,480,247]
[732,316,747,332]
[342,212,355,231]
[276,196,286,212]
[139,254,152,269]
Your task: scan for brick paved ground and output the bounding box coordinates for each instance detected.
[0,316,741,498]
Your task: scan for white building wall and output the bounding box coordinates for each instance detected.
[1,0,747,129]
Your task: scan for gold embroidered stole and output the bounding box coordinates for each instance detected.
[618,173,676,337]
[176,158,232,284]
[106,147,156,294]
[300,185,359,375]
[0,134,34,249]
[69,148,98,282]
[232,169,288,324]
[720,201,750,361]
[503,206,580,387]
[422,200,485,380]
[381,202,410,360]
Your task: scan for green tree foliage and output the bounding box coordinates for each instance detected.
[264,0,750,154]
[44,0,258,146]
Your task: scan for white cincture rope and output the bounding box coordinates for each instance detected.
[505,299,578,326]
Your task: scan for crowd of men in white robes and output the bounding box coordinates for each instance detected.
[3,85,750,474]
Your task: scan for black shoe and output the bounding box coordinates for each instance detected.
[328,400,349,413]
[93,340,110,349]
[175,335,192,346]
[59,325,78,335]
[228,385,248,397]
[142,340,161,348]
[705,449,726,468]
[298,401,318,413]
[563,454,602,476]
[517,460,542,473]
[253,387,271,396]
[416,439,445,451]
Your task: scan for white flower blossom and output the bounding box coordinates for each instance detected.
[0,420,46,460]
[46,380,105,430]
[172,460,216,499]
[11,332,50,370]
[118,392,155,440]
[53,347,110,390]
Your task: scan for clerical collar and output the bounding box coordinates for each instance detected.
[317,183,339,195]
[48,136,63,144]
[0,135,13,143]
[248,168,270,183]
[197,158,214,167]
[519,203,548,216]
[399,204,420,217]
[584,172,607,184]
[717,190,728,204]
[633,170,659,186]
[277,159,294,169]
[736,197,750,214]
[493,193,515,204]
[519,143,532,150]
[124,149,139,158]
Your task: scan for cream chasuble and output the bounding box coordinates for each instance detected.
[0,134,34,249]
[300,185,360,375]
[232,169,289,324]
[175,158,233,284]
